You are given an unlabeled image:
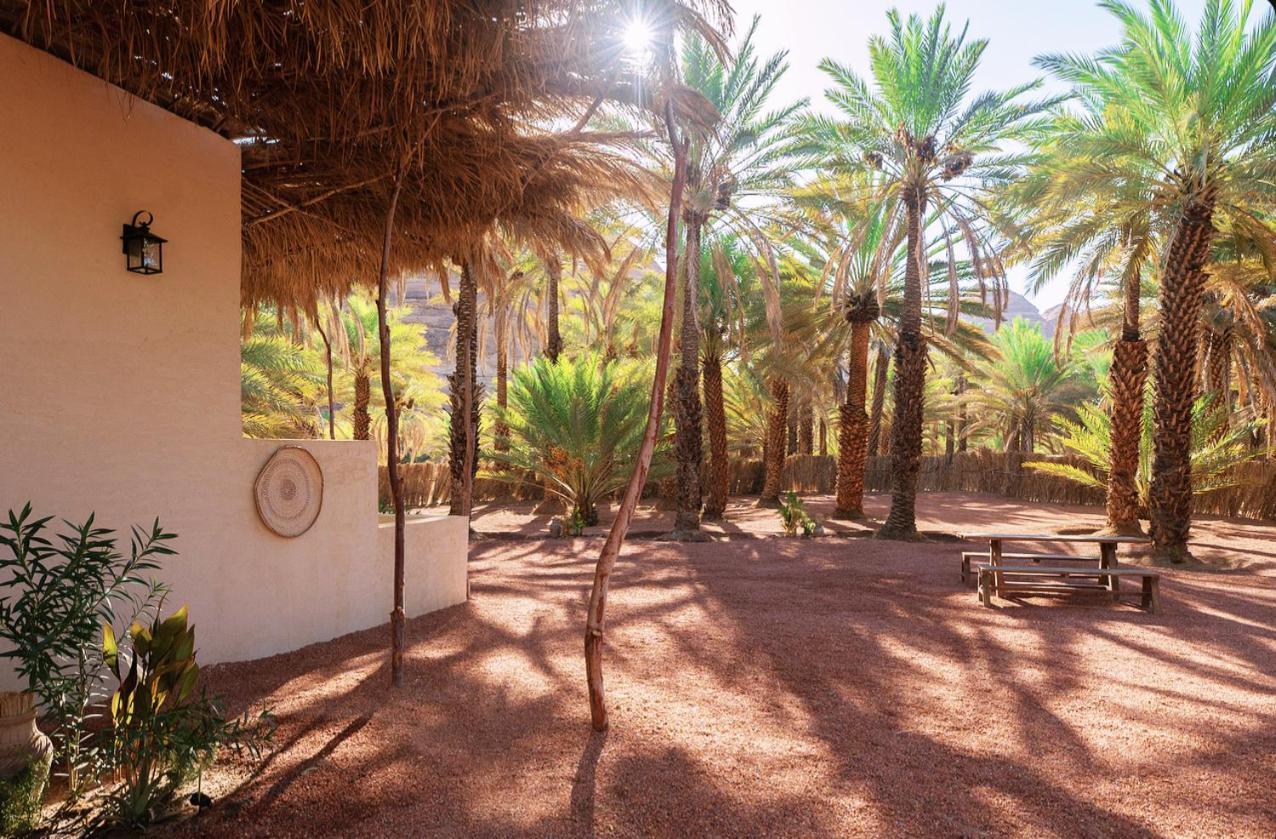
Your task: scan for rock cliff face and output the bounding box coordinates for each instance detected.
[969,290,1051,336]
[399,274,498,389]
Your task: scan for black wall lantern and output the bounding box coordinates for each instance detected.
[121,211,166,275]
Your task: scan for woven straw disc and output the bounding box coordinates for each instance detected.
[254,446,324,537]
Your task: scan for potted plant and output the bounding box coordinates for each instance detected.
[0,504,172,830]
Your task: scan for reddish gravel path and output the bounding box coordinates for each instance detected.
[170,494,1276,837]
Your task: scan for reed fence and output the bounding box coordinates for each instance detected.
[381,451,1276,521]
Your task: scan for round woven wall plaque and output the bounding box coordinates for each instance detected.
[254,446,324,537]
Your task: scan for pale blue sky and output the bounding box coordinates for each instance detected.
[729,0,1223,309]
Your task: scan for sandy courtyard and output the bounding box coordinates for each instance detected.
[168,493,1276,837]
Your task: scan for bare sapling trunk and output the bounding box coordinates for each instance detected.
[377,166,408,687]
[585,108,688,731]
[1105,265,1147,535]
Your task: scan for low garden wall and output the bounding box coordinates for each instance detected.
[385,450,1276,522]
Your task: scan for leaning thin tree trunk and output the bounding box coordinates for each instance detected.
[702,345,729,520]
[835,314,873,519]
[585,109,688,731]
[758,377,789,504]
[1149,192,1216,563]
[878,186,928,540]
[1105,265,1148,535]
[315,318,336,440]
[376,165,408,688]
[866,345,889,458]
[671,214,704,536]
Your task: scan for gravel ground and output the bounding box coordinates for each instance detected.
[166,493,1276,838]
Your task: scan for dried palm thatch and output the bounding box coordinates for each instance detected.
[1,0,727,308]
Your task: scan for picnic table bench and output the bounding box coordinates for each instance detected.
[960,532,1159,612]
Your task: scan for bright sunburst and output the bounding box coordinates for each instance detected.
[622,16,654,59]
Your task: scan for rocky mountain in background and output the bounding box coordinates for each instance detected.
[399,274,500,389]
[398,270,1063,389]
[969,290,1054,337]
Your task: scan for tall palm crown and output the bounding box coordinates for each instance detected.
[806,6,1052,335]
[804,5,1054,537]
[1024,0,1276,316]
[638,15,805,533]
[679,17,806,255]
[1029,0,1275,558]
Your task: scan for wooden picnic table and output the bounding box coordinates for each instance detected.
[959,532,1149,599]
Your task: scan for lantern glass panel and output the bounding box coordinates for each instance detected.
[141,237,162,273]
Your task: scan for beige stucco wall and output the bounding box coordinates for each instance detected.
[0,33,467,691]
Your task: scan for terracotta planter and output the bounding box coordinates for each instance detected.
[0,692,52,781]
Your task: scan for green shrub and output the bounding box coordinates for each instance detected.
[487,355,669,525]
[778,492,816,537]
[0,754,51,836]
[0,505,172,800]
[103,605,272,828]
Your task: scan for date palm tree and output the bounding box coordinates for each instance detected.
[1032,0,1276,560]
[806,6,1055,539]
[241,330,323,439]
[661,17,804,537]
[962,319,1096,453]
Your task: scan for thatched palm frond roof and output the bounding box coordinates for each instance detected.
[2,0,730,310]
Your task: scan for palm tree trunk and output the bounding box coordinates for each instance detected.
[536,259,563,511]
[835,320,871,518]
[353,372,371,441]
[798,405,814,455]
[1204,319,1232,425]
[449,261,481,518]
[878,187,928,540]
[494,314,510,458]
[956,373,968,453]
[671,215,704,536]
[585,110,688,732]
[376,164,407,688]
[867,345,889,458]
[545,257,563,363]
[758,377,789,504]
[316,319,336,440]
[818,418,828,457]
[1149,193,1216,562]
[1106,267,1147,535]
[702,346,729,520]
